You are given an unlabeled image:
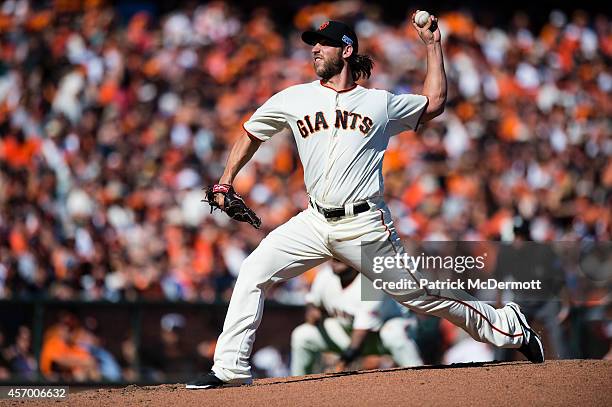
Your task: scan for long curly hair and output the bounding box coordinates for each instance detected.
[348,54,374,81]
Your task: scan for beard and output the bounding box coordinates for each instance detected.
[314,50,344,80]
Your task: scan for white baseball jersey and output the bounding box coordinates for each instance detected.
[306,267,403,331]
[243,80,428,207]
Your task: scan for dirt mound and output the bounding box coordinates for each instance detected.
[12,360,612,406]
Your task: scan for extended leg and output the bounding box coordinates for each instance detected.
[212,211,332,382]
[331,207,525,350]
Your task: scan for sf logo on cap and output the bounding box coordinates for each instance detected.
[319,21,329,30]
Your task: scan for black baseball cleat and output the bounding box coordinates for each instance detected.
[185,372,226,389]
[506,302,545,363]
[185,371,251,390]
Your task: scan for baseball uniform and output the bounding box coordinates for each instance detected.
[290,265,422,375]
[210,81,526,383]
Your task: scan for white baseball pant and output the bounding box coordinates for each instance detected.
[212,199,525,382]
[290,316,423,376]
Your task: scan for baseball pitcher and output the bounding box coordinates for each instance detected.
[187,14,544,389]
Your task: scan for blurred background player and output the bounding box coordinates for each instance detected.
[291,260,422,375]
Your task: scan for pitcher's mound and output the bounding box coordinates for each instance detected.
[19,360,612,406]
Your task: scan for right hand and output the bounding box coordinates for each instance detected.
[412,11,441,45]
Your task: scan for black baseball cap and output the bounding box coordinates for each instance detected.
[302,20,359,54]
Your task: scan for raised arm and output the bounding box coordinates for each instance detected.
[412,11,447,122]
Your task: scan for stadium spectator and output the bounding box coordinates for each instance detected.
[0,327,10,380]
[3,325,37,380]
[39,313,101,381]
[38,312,120,381]
[140,313,193,381]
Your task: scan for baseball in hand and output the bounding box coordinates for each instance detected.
[414,10,431,28]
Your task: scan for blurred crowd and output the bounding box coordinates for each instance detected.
[0,0,610,305]
[0,310,216,383]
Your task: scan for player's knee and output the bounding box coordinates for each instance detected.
[239,253,258,274]
[380,318,408,345]
[291,323,318,348]
[322,318,346,339]
[238,252,272,284]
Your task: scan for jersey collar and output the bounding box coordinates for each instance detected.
[319,80,358,93]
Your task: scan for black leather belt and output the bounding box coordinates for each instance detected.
[310,199,370,219]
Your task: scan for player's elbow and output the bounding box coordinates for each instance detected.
[429,94,446,115]
[430,102,445,118]
[421,103,444,123]
[421,97,445,122]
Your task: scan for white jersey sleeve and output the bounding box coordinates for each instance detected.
[243,90,289,142]
[353,300,384,331]
[304,269,326,308]
[386,92,429,133]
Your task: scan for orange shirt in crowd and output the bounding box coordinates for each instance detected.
[39,326,92,376]
[0,136,41,169]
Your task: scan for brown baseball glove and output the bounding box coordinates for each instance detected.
[202,184,261,229]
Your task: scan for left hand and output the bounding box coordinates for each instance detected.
[202,184,262,229]
[334,347,360,372]
[339,347,360,365]
[412,11,441,45]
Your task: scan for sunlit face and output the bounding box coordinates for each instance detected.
[312,39,345,80]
